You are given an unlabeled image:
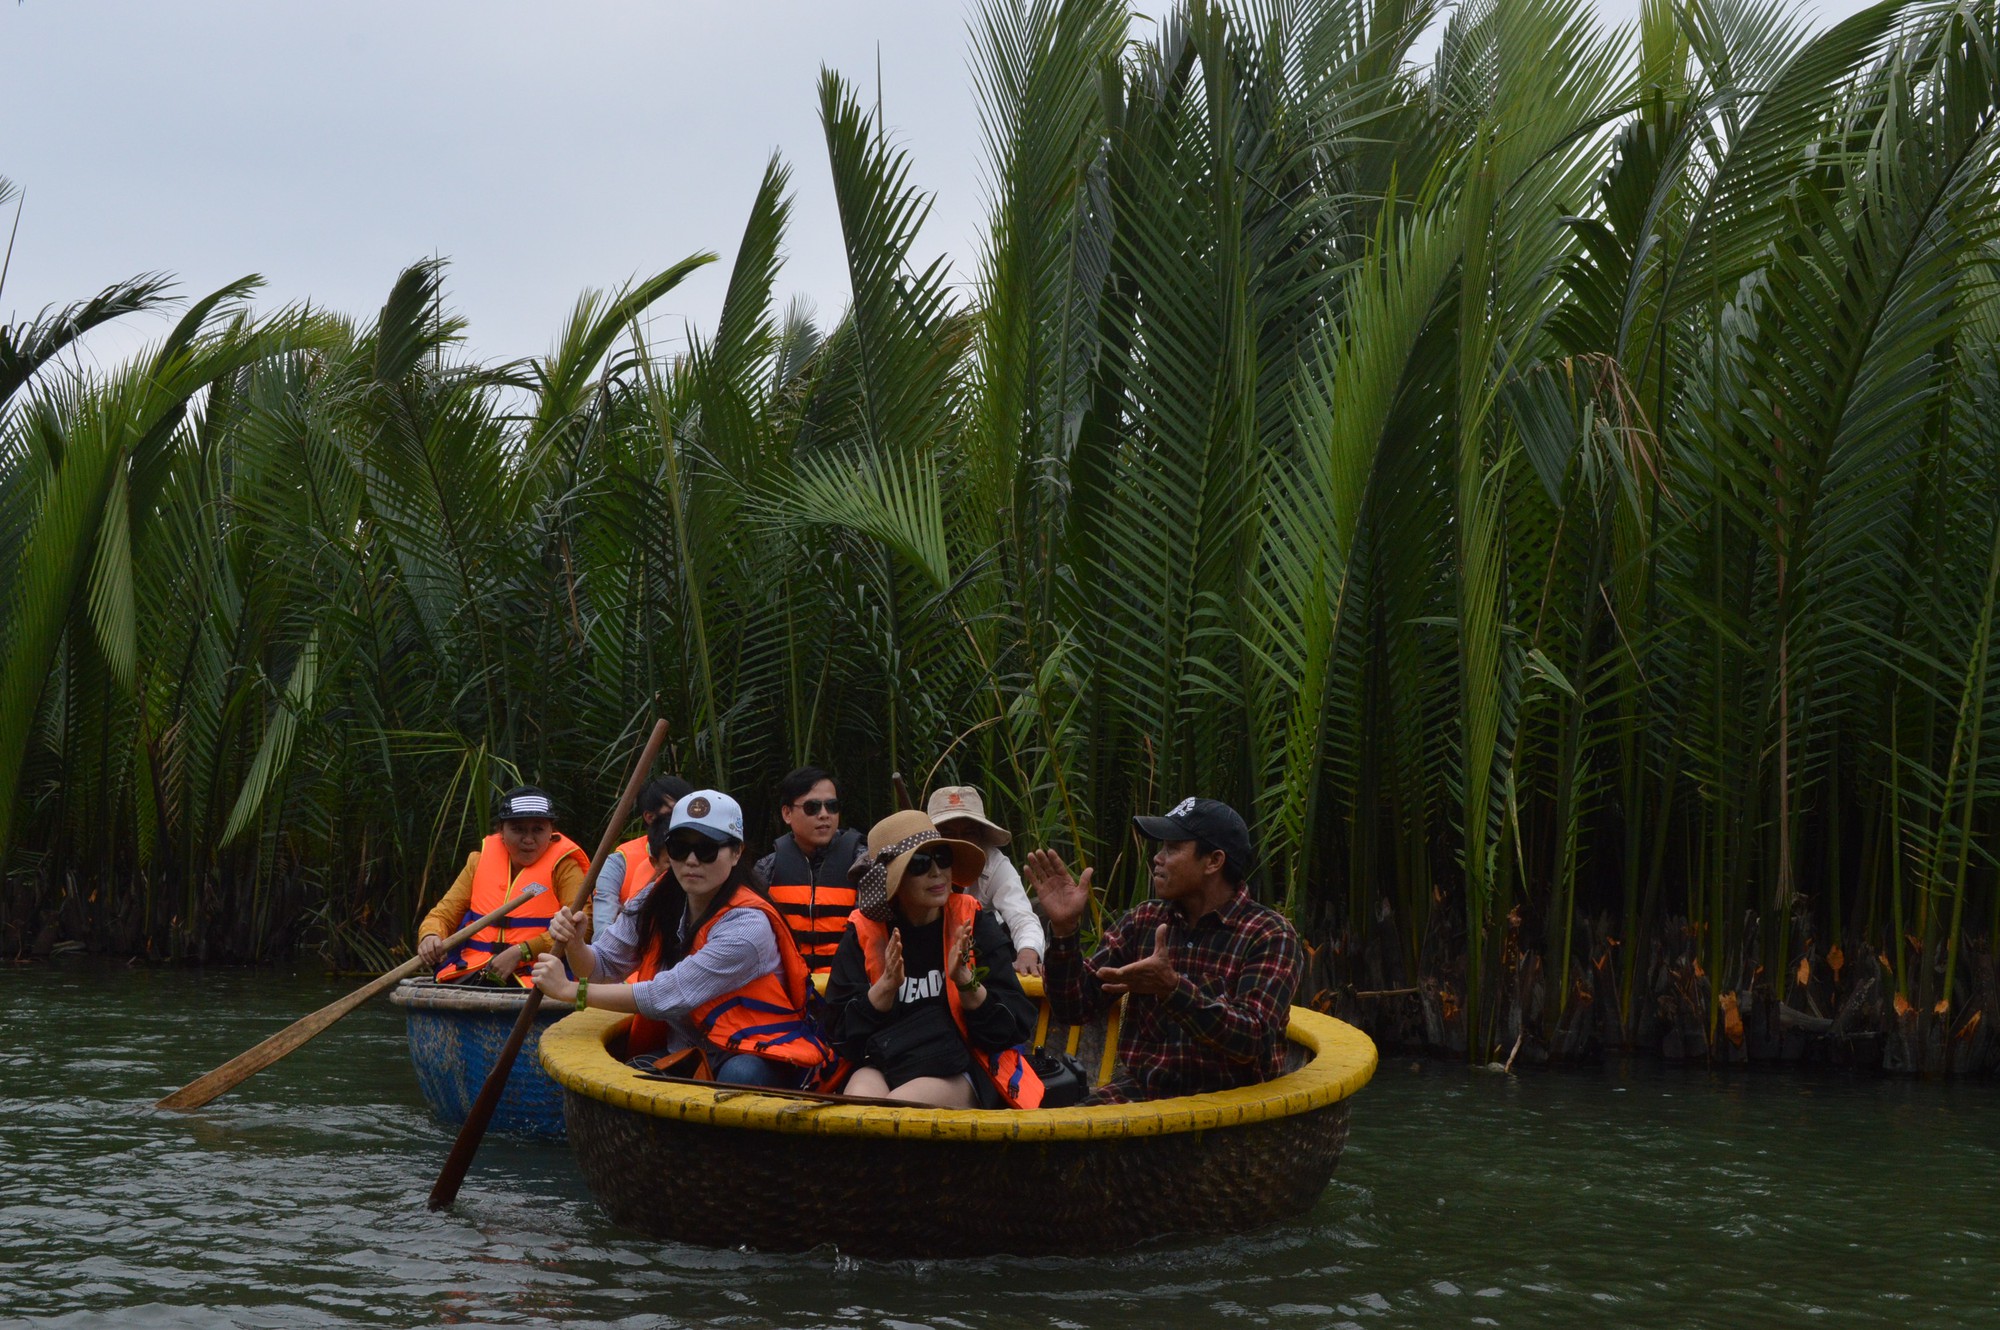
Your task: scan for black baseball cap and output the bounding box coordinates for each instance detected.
[1132,797,1252,876]
[496,786,558,823]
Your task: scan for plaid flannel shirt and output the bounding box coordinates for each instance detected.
[1044,886,1301,1103]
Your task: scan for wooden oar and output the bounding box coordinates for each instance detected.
[154,883,553,1112]
[892,771,913,812]
[427,718,668,1211]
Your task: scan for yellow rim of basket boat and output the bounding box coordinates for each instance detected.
[539,980,1377,1143]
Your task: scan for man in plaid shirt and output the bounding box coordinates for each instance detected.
[1026,797,1300,1104]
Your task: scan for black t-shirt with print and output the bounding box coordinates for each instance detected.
[891,914,948,1012]
[864,913,966,1082]
[825,903,1041,1103]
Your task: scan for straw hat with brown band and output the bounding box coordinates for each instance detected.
[850,810,985,921]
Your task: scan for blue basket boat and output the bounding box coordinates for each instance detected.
[391,978,568,1140]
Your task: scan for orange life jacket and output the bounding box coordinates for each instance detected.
[614,835,655,906]
[849,893,1045,1109]
[626,884,833,1071]
[434,832,590,985]
[764,830,863,974]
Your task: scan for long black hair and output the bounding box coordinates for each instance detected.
[632,817,752,970]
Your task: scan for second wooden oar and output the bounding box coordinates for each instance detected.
[427,718,668,1211]
[154,883,553,1112]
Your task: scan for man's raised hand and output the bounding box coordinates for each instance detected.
[1096,924,1179,998]
[1023,850,1092,938]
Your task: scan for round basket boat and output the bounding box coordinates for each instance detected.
[390,978,568,1140]
[539,980,1376,1258]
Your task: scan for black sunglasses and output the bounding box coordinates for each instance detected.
[904,848,956,877]
[665,836,729,864]
[792,798,840,816]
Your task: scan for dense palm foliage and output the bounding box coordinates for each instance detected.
[7,0,2000,1071]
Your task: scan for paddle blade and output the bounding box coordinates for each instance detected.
[154,962,416,1110]
[153,883,550,1112]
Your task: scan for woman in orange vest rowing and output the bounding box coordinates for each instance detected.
[530,789,832,1088]
[417,786,590,984]
[825,810,1044,1108]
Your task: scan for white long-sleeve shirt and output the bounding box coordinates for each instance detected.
[972,847,1046,956]
[585,887,779,1053]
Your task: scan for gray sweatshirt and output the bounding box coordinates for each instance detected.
[591,852,640,941]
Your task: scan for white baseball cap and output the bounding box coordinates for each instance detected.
[667,789,745,842]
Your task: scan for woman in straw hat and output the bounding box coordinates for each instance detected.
[926,784,1047,976]
[824,810,1044,1108]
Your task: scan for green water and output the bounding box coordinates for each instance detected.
[3,962,1996,1328]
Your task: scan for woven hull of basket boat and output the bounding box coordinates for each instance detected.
[563,1088,1350,1257]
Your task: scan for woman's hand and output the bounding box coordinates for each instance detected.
[1023,850,1092,939]
[416,934,445,968]
[530,952,576,1004]
[546,906,582,948]
[948,920,987,1009]
[1012,947,1043,978]
[868,928,905,1012]
[946,919,977,988]
[547,906,596,980]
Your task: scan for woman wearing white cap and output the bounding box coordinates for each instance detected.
[926,785,1046,976]
[530,789,832,1088]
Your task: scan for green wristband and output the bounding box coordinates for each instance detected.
[574,977,590,1011]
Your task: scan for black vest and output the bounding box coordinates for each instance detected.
[764,828,864,973]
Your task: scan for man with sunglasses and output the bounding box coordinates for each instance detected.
[752,766,864,975]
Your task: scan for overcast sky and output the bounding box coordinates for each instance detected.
[3,1,1872,369]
